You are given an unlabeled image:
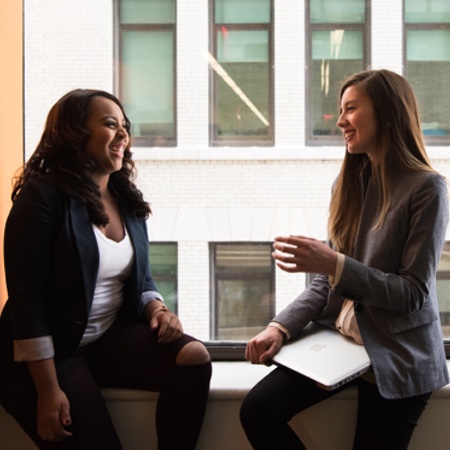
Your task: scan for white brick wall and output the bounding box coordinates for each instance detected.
[23,1,450,341]
[177,0,209,147]
[371,0,403,72]
[24,0,114,158]
[177,241,210,338]
[275,0,306,147]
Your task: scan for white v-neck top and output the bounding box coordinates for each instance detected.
[79,225,134,346]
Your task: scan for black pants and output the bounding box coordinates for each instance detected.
[3,316,212,450]
[240,366,430,450]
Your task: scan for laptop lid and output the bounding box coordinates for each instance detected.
[271,322,371,390]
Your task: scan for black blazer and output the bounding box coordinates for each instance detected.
[0,179,158,394]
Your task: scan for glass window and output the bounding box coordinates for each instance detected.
[307,0,369,144]
[18,0,450,360]
[118,0,176,146]
[437,242,450,340]
[210,0,273,146]
[405,0,450,23]
[405,0,450,144]
[211,243,275,340]
[149,243,178,313]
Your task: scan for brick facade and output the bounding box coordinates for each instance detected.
[24,1,450,340]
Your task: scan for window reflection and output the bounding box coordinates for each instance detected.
[119,0,176,146]
[212,243,275,340]
[405,0,450,144]
[307,0,368,144]
[210,0,273,145]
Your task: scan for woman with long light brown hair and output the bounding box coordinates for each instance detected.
[240,69,449,450]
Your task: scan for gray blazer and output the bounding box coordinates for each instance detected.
[274,169,449,399]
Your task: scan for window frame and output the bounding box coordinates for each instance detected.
[208,0,275,147]
[403,2,450,146]
[149,241,178,314]
[305,0,371,147]
[114,0,177,147]
[209,241,276,342]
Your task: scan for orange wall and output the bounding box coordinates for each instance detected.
[0,1,23,309]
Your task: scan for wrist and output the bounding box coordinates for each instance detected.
[150,304,170,320]
[268,324,288,341]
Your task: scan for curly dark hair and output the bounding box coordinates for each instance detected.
[12,89,151,225]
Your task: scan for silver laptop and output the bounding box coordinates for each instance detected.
[272,322,371,390]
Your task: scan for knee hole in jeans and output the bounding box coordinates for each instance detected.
[175,341,211,366]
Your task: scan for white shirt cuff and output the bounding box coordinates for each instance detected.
[268,322,291,340]
[329,252,345,290]
[14,336,54,362]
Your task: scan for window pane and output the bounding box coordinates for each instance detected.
[307,0,367,143]
[407,30,450,61]
[121,30,174,139]
[213,244,274,340]
[437,243,450,340]
[120,0,175,24]
[312,30,363,59]
[149,243,178,313]
[217,30,268,62]
[406,30,450,137]
[215,0,270,23]
[310,0,365,24]
[215,30,270,138]
[211,0,273,145]
[405,0,450,23]
[311,30,364,137]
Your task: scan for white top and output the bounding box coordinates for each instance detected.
[79,224,134,346]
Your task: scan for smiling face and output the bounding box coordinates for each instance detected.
[337,85,379,162]
[84,96,130,183]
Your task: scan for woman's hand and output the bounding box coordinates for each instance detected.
[150,310,184,344]
[36,388,72,442]
[146,303,184,344]
[27,359,72,442]
[272,235,337,276]
[245,327,284,365]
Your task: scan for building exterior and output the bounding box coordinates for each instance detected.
[23,0,450,342]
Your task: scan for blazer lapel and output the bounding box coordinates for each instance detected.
[122,207,146,294]
[67,198,99,310]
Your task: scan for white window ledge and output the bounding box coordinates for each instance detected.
[2,361,450,450]
[101,360,450,401]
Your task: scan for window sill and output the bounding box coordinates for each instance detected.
[3,361,450,450]
[100,360,450,401]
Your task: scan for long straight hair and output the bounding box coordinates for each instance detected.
[328,69,435,254]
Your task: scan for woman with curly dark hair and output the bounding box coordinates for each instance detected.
[0,89,211,450]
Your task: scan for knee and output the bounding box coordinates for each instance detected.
[240,393,262,433]
[175,341,211,366]
[240,388,271,430]
[240,392,256,423]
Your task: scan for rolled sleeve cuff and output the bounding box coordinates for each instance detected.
[139,291,164,318]
[329,252,345,291]
[14,336,54,362]
[268,322,291,341]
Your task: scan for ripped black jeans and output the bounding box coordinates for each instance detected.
[3,316,212,450]
[240,366,430,450]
